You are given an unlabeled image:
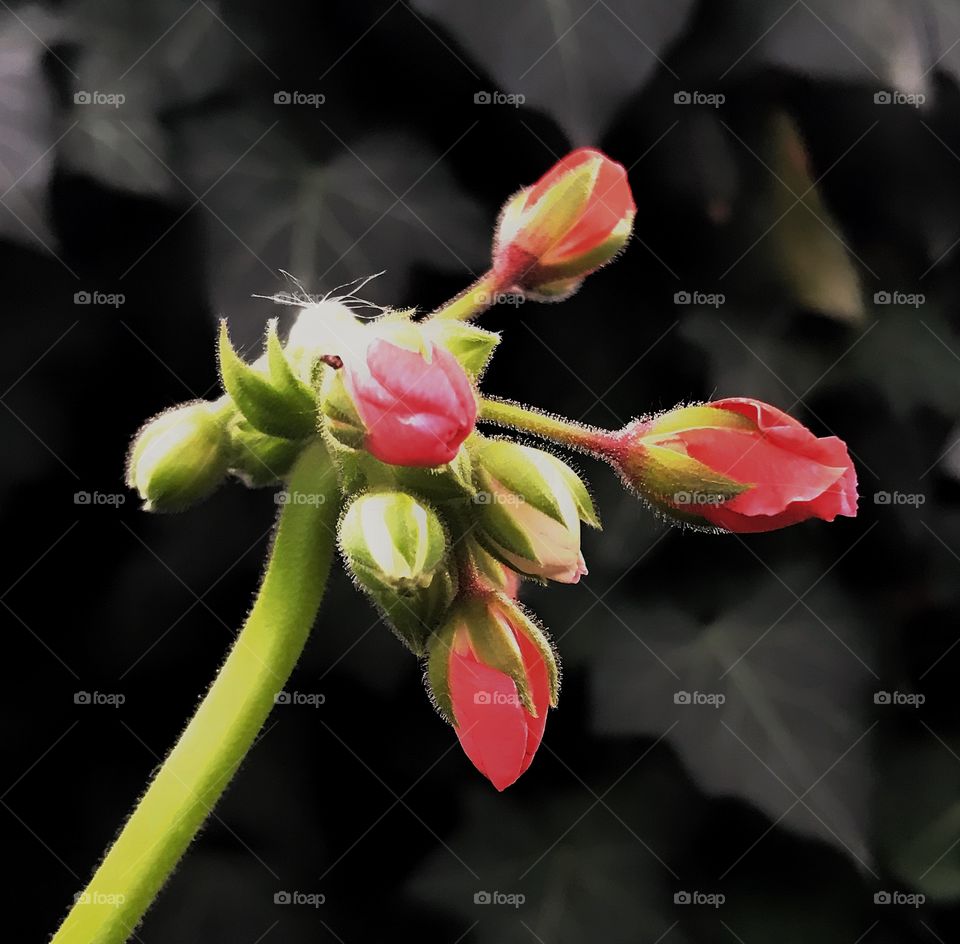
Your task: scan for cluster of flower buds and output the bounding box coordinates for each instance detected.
[125,146,857,790]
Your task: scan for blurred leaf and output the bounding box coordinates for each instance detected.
[878,735,960,901]
[765,113,864,324]
[408,785,689,944]
[410,0,696,144]
[680,309,822,405]
[732,0,930,97]
[62,0,255,196]
[844,310,960,419]
[591,572,874,864]
[0,6,58,249]
[180,112,489,346]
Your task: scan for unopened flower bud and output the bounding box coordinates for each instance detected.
[427,591,558,791]
[126,401,230,512]
[339,490,455,653]
[325,320,478,468]
[471,439,598,583]
[605,398,858,532]
[493,147,635,301]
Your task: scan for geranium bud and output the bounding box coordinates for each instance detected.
[493,147,635,300]
[126,401,230,512]
[337,323,478,467]
[339,490,455,653]
[427,592,558,790]
[605,398,858,532]
[472,439,599,583]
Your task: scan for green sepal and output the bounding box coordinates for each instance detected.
[217,321,316,440]
[389,446,477,503]
[426,321,501,380]
[225,417,305,487]
[460,596,535,714]
[469,471,542,563]
[355,562,456,655]
[547,454,601,529]
[318,369,366,450]
[503,597,560,707]
[427,619,458,725]
[472,439,566,526]
[633,443,752,508]
[266,319,318,411]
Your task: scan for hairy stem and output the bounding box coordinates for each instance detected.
[53,440,340,944]
[431,271,504,321]
[478,396,611,454]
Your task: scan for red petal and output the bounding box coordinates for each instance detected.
[449,648,528,791]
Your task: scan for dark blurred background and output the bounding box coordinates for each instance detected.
[5,1,960,941]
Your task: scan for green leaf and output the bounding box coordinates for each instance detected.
[218,321,315,440]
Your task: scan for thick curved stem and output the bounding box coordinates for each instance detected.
[52,440,340,944]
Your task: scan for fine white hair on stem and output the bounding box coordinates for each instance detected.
[255,271,390,321]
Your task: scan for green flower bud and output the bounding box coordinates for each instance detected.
[126,401,230,512]
[470,439,599,584]
[339,490,456,654]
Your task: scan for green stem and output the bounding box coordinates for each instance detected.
[53,440,341,944]
[478,396,611,455]
[431,270,503,321]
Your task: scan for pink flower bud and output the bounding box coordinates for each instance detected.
[428,593,558,791]
[606,398,858,532]
[342,335,478,467]
[493,147,635,299]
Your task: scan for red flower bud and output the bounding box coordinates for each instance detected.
[428,594,558,790]
[493,147,635,299]
[342,335,478,467]
[607,398,858,533]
